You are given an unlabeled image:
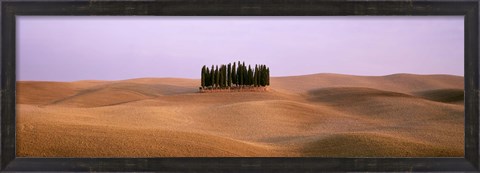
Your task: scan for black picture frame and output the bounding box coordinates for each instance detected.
[2,0,479,172]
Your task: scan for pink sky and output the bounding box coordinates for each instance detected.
[17,16,464,81]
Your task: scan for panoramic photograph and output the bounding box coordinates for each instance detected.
[16,16,464,157]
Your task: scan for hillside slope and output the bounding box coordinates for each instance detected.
[16,73,464,157]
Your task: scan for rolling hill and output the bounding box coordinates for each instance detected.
[16,73,464,157]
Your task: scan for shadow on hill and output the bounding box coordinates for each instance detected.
[300,132,463,157]
[306,87,412,104]
[413,89,464,105]
[18,81,198,107]
[304,87,464,122]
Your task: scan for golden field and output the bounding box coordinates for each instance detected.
[16,73,464,157]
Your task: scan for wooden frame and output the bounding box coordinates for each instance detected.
[2,0,479,172]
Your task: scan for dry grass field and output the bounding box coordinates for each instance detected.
[16,73,464,157]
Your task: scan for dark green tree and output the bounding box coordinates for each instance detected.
[258,65,262,86]
[210,65,215,88]
[262,65,267,86]
[263,65,267,86]
[247,65,252,86]
[227,63,232,88]
[201,65,206,88]
[215,65,219,88]
[264,65,268,86]
[232,62,237,86]
[205,66,210,87]
[243,63,247,86]
[239,62,243,86]
[258,64,262,86]
[238,61,241,86]
[219,65,224,88]
[223,65,227,87]
[266,67,270,86]
[253,65,258,87]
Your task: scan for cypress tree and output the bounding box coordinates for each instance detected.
[261,65,265,86]
[218,65,224,88]
[239,64,242,86]
[257,65,261,86]
[251,66,255,86]
[258,65,262,86]
[205,66,209,87]
[245,65,248,85]
[253,64,258,87]
[248,65,251,85]
[222,64,227,87]
[201,65,206,88]
[205,66,210,87]
[263,66,266,86]
[236,61,239,86]
[262,65,266,86]
[220,65,223,88]
[238,64,242,86]
[243,64,248,86]
[223,64,227,87]
[244,65,248,85]
[239,62,243,86]
[219,65,223,88]
[223,65,227,87]
[247,65,252,86]
[227,63,232,88]
[215,65,219,88]
[258,65,261,86]
[262,65,267,86]
[237,62,240,86]
[263,65,267,86]
[210,65,215,88]
[232,62,237,86]
[246,67,248,85]
[238,61,241,86]
[266,67,270,86]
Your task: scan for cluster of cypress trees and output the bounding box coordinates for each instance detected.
[200,61,270,89]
